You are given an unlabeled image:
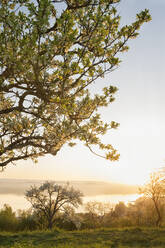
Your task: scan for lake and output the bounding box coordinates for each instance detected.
[0,179,140,211]
[0,193,140,211]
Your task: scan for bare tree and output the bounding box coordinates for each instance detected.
[139,172,165,227]
[85,201,112,227]
[25,181,83,229]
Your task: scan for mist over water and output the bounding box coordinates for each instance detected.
[0,193,139,211]
[0,179,138,195]
[0,179,139,210]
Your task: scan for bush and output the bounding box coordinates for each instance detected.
[0,204,18,232]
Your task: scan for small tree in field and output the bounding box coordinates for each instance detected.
[0,0,151,168]
[25,181,83,229]
[85,201,112,227]
[139,172,165,227]
[0,204,18,232]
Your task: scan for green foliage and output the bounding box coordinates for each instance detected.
[0,0,151,168]
[1,195,165,234]
[0,204,18,232]
[17,209,38,231]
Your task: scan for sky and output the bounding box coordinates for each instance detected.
[1,0,165,186]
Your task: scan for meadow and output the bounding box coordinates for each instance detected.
[1,228,165,248]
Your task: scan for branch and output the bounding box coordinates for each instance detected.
[0,136,44,156]
[0,152,45,168]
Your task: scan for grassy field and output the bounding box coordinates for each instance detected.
[1,227,165,248]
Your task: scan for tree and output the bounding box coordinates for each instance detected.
[113,201,127,218]
[85,201,112,227]
[60,205,82,230]
[17,209,38,231]
[0,204,18,231]
[139,172,165,227]
[0,0,151,168]
[25,181,83,229]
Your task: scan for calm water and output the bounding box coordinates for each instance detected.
[0,194,139,211]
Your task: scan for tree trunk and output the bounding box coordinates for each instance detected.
[153,199,161,227]
[48,219,53,229]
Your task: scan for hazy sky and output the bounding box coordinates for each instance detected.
[1,0,165,185]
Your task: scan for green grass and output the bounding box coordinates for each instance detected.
[1,227,165,248]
